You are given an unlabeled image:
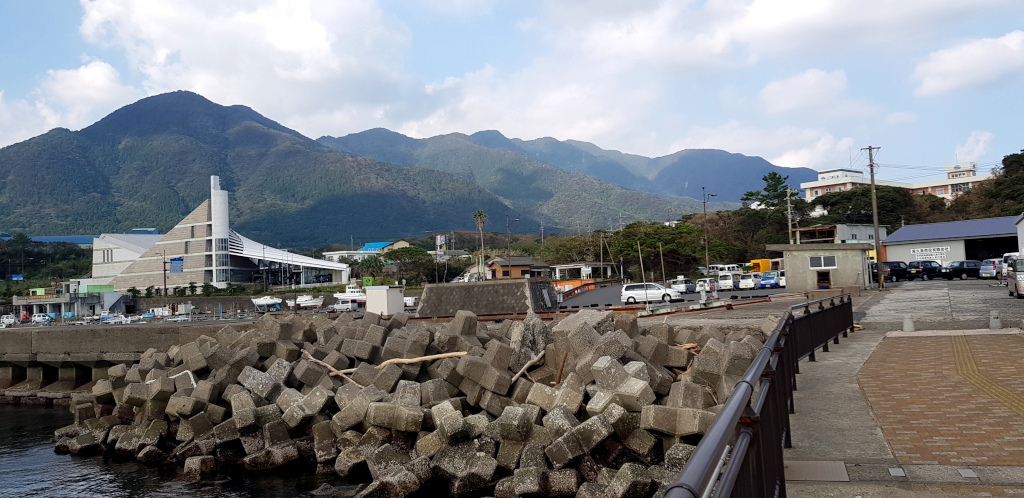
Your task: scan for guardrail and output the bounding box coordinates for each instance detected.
[557,278,623,300]
[665,294,854,498]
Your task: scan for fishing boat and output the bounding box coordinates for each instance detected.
[333,284,367,303]
[286,295,324,308]
[251,296,282,311]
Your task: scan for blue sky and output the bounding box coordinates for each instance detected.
[1,1,1023,183]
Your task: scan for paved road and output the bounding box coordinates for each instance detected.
[560,282,788,309]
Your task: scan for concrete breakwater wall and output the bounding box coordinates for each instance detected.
[0,322,250,401]
[42,309,774,497]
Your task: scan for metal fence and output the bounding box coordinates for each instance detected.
[665,293,854,498]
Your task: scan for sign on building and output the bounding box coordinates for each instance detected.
[910,246,951,261]
[12,274,22,281]
[169,257,184,273]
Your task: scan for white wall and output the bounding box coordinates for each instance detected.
[884,240,966,264]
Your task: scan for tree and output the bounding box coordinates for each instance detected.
[473,210,488,256]
[145,285,154,298]
[358,255,385,280]
[201,283,215,297]
[188,282,197,295]
[386,246,433,282]
[741,172,791,210]
[126,287,141,299]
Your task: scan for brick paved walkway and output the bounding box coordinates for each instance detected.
[858,331,1024,466]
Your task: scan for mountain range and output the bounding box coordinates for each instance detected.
[0,91,815,248]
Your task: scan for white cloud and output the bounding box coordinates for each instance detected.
[37,59,144,128]
[885,111,917,125]
[954,131,993,162]
[414,0,497,16]
[759,69,847,114]
[669,121,854,170]
[914,30,1024,96]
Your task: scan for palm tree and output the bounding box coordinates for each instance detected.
[473,210,488,257]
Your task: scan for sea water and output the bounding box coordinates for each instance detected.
[0,404,349,497]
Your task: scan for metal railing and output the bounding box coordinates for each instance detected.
[557,278,623,300]
[666,294,854,498]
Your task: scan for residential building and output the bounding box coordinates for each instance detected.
[794,224,886,245]
[801,162,992,202]
[486,257,551,279]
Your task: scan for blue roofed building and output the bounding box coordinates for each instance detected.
[882,216,1020,264]
[323,240,410,263]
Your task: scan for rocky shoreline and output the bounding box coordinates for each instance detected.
[45,309,769,497]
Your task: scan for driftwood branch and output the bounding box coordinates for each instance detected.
[376,352,467,369]
[301,350,364,388]
[510,351,545,384]
[555,351,569,385]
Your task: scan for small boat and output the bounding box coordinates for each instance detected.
[333,284,367,303]
[286,295,324,308]
[251,296,282,311]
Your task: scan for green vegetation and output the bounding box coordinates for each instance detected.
[0,234,92,298]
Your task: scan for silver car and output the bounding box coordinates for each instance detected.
[1008,258,1024,299]
[668,278,696,293]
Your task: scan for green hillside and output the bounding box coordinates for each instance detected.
[0,92,516,248]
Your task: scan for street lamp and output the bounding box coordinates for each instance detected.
[506,214,519,279]
[702,187,717,275]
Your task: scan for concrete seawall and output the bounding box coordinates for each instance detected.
[0,321,252,399]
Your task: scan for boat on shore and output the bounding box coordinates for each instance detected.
[286,295,324,308]
[251,296,282,311]
[333,284,367,303]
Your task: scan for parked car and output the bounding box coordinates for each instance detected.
[695,278,716,292]
[906,260,943,280]
[620,283,682,304]
[760,270,779,288]
[738,273,761,289]
[939,260,982,280]
[980,259,1002,279]
[697,267,709,277]
[871,261,909,282]
[668,278,696,293]
[777,270,786,288]
[31,313,52,325]
[1,314,19,326]
[716,272,740,291]
[1008,258,1024,299]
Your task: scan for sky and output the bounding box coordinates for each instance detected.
[1,0,1023,183]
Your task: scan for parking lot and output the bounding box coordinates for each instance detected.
[861,275,1024,327]
[561,281,789,309]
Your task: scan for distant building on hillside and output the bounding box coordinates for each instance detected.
[323,240,411,263]
[486,257,551,279]
[801,162,992,203]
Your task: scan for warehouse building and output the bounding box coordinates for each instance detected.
[881,216,1020,264]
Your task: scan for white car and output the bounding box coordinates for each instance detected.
[738,273,761,289]
[1,314,19,326]
[777,270,786,288]
[31,313,52,325]
[695,278,716,292]
[620,283,682,304]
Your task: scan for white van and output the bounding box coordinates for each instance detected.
[717,272,740,290]
[1003,252,1020,283]
[31,313,52,325]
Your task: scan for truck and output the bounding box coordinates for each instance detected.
[749,259,771,273]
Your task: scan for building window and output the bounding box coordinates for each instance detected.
[851,233,858,240]
[101,249,113,262]
[813,189,820,196]
[205,240,213,252]
[216,254,229,267]
[502,270,510,277]
[809,255,838,269]
[936,187,945,194]
[216,269,229,282]
[837,187,844,192]
[825,187,832,193]
[951,182,971,193]
[216,238,228,252]
[184,241,190,254]
[190,226,195,238]
[205,255,213,267]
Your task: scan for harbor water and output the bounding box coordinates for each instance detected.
[0,404,350,497]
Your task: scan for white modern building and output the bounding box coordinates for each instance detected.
[96,176,349,292]
[801,162,993,202]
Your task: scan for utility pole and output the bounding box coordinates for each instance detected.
[540,221,545,247]
[702,187,717,274]
[786,187,795,244]
[864,146,882,289]
[659,242,666,285]
[162,250,168,297]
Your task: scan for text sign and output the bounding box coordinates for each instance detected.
[169,258,184,273]
[12,274,22,281]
